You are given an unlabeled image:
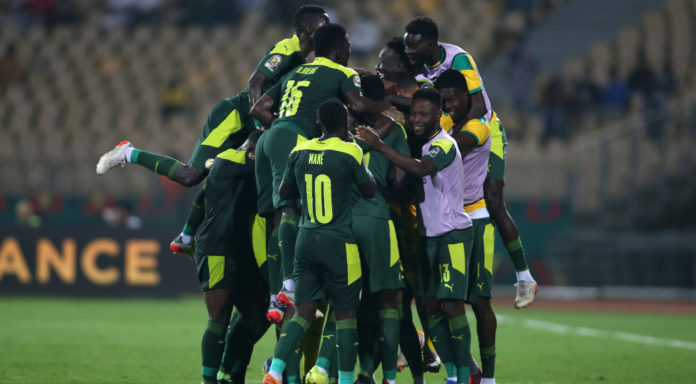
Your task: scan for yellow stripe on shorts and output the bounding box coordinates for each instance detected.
[483,224,495,273]
[345,243,361,285]
[388,220,400,267]
[252,215,267,267]
[448,242,466,276]
[208,256,225,288]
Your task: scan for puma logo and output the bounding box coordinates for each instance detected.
[477,282,484,291]
[444,283,455,292]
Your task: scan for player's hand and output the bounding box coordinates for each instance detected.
[355,125,381,149]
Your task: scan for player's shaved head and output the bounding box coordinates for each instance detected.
[294,4,329,34]
[361,75,385,101]
[317,98,348,134]
[434,69,468,90]
[376,36,416,76]
[405,17,439,42]
[313,23,349,61]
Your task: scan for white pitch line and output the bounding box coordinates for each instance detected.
[497,315,696,351]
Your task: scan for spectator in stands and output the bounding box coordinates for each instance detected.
[348,14,380,60]
[505,38,539,113]
[599,66,629,116]
[539,74,569,146]
[160,75,190,120]
[0,44,24,97]
[627,50,658,105]
[658,60,676,96]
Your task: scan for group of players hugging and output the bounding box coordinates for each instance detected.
[96,5,538,384]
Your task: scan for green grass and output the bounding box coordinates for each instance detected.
[1,298,695,383]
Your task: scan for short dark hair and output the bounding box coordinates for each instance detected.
[434,69,468,90]
[313,24,347,58]
[317,98,348,133]
[385,36,415,73]
[412,88,441,108]
[361,75,385,101]
[247,129,263,144]
[405,17,439,41]
[293,5,327,33]
[387,71,419,92]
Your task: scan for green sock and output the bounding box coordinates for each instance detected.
[130,149,183,178]
[398,303,423,378]
[427,313,455,378]
[201,320,227,383]
[505,237,529,272]
[273,316,311,364]
[267,228,282,293]
[336,318,358,384]
[285,340,302,384]
[448,314,471,383]
[480,345,496,378]
[379,309,399,381]
[317,310,336,371]
[183,187,206,237]
[219,309,270,383]
[279,213,299,281]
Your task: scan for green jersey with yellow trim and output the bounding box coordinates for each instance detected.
[283,137,372,238]
[198,92,256,150]
[255,34,306,89]
[352,123,411,220]
[269,57,362,138]
[196,148,256,257]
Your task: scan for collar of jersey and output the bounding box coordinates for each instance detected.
[427,127,442,141]
[311,56,340,67]
[428,45,446,69]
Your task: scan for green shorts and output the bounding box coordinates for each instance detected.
[466,218,496,303]
[487,113,507,182]
[294,229,362,310]
[255,122,308,216]
[352,215,403,293]
[195,242,264,293]
[416,228,474,301]
[189,94,255,172]
[251,214,270,287]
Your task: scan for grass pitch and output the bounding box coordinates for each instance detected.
[1,297,695,383]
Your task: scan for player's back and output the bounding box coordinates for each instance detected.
[288,137,365,238]
[274,57,361,138]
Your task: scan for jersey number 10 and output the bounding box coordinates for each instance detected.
[279,80,311,118]
[305,173,333,224]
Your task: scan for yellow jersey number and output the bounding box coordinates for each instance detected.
[304,173,333,224]
[279,80,311,118]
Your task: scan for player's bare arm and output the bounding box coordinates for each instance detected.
[278,179,299,201]
[247,70,270,108]
[466,91,487,121]
[344,89,391,116]
[250,93,277,128]
[356,125,438,178]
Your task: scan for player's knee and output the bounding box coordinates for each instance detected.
[378,289,401,310]
[174,165,204,186]
[207,308,231,324]
[441,300,466,319]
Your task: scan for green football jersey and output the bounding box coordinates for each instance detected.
[352,123,411,219]
[269,57,362,139]
[283,137,372,238]
[255,34,306,91]
[197,92,256,149]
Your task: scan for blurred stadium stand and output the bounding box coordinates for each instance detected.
[1,0,695,295]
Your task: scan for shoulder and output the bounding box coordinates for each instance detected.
[312,57,358,78]
[269,35,302,56]
[431,135,455,154]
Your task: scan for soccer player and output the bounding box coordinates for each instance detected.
[357,89,474,384]
[262,99,377,384]
[404,16,538,308]
[251,23,388,323]
[436,69,498,384]
[304,75,408,384]
[194,131,269,384]
[95,4,330,258]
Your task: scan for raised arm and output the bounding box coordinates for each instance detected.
[355,125,437,178]
[250,93,277,128]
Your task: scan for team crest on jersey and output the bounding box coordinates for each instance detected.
[428,146,441,157]
[247,152,256,160]
[352,75,361,88]
[264,55,282,72]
